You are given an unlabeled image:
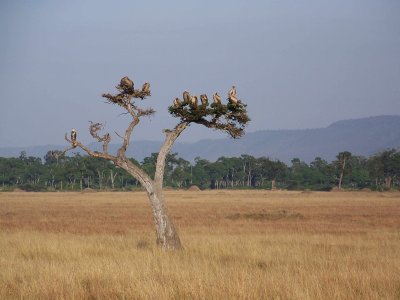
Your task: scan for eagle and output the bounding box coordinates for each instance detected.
[142,82,150,93]
[71,128,77,147]
[213,92,222,104]
[173,98,181,108]
[120,76,134,91]
[190,95,198,108]
[200,94,208,106]
[183,91,191,104]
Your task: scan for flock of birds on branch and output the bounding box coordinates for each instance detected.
[172,86,241,110]
[119,76,151,96]
[68,76,249,146]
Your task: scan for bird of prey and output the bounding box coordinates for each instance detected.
[71,128,77,147]
[228,94,239,104]
[141,82,150,93]
[228,86,239,104]
[190,96,198,108]
[213,92,222,104]
[200,94,208,106]
[183,91,191,104]
[173,98,181,108]
[120,76,134,91]
[228,86,236,97]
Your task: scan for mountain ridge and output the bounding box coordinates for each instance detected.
[1,115,399,163]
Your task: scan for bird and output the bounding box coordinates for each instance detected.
[190,96,198,108]
[200,94,208,106]
[228,86,236,97]
[142,82,150,93]
[228,86,239,104]
[71,128,77,147]
[213,92,222,104]
[173,98,181,108]
[120,76,134,91]
[228,94,239,105]
[183,91,191,104]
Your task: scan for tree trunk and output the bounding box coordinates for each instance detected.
[338,158,346,190]
[117,157,183,250]
[148,185,182,249]
[384,176,392,189]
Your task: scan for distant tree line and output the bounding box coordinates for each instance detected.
[0,149,399,192]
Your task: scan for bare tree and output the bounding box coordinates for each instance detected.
[63,76,250,250]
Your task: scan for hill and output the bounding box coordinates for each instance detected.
[1,115,399,163]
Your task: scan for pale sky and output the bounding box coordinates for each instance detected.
[0,0,399,147]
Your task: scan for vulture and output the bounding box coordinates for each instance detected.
[200,94,208,106]
[228,86,239,104]
[120,76,134,91]
[142,82,150,93]
[183,91,191,104]
[71,128,77,146]
[228,94,239,105]
[213,92,222,104]
[190,95,198,108]
[228,86,236,97]
[173,98,181,108]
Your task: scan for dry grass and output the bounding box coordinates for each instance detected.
[1,190,400,299]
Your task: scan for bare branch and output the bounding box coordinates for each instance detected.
[89,122,111,153]
[64,133,117,161]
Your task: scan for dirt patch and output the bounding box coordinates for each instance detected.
[188,185,201,191]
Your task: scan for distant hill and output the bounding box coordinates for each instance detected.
[1,115,399,163]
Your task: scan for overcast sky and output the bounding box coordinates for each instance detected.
[0,0,399,147]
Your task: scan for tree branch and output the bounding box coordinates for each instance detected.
[117,103,140,157]
[64,133,117,161]
[89,121,111,153]
[154,122,188,185]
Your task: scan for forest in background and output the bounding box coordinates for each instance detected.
[0,149,399,192]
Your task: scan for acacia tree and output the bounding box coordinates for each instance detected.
[63,76,250,250]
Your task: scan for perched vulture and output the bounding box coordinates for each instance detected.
[228,86,236,97]
[120,76,134,91]
[183,91,191,104]
[173,98,181,108]
[142,82,150,93]
[71,128,77,146]
[228,94,239,105]
[213,92,222,104]
[200,94,208,106]
[228,86,239,104]
[190,96,198,108]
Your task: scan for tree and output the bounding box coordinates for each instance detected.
[63,76,250,249]
[335,151,352,190]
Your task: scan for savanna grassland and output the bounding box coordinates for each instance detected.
[1,190,400,299]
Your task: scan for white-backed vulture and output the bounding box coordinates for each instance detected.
[173,98,181,108]
[200,94,208,106]
[142,82,150,93]
[183,91,191,104]
[190,95,198,108]
[120,76,134,90]
[213,92,222,104]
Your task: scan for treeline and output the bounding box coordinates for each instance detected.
[0,149,399,191]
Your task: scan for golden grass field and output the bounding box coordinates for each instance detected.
[1,190,400,299]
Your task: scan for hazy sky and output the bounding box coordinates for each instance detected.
[0,0,399,147]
